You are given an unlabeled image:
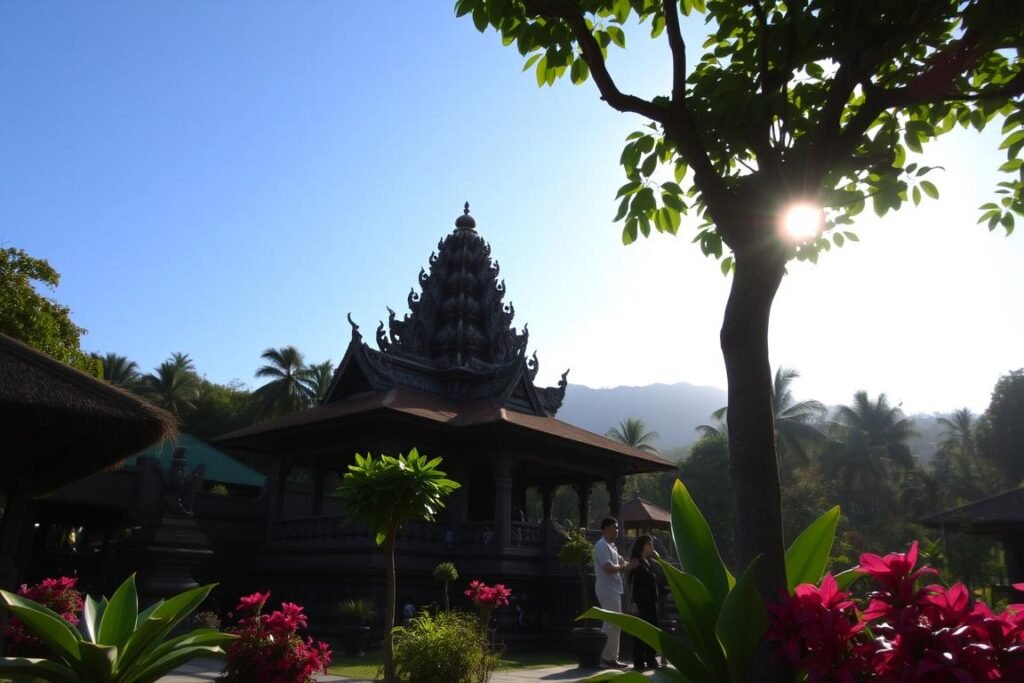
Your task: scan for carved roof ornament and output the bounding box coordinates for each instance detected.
[381,203,529,367]
[333,203,569,416]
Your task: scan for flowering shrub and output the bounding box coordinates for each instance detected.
[767,541,1024,681]
[3,576,82,657]
[464,580,511,631]
[221,591,331,683]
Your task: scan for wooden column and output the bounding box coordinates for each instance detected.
[574,482,593,529]
[607,476,625,552]
[493,457,513,548]
[311,465,327,515]
[540,485,554,524]
[540,485,555,552]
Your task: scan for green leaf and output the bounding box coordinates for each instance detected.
[784,506,840,593]
[670,480,734,611]
[0,590,82,662]
[521,54,541,72]
[83,594,105,643]
[125,645,227,683]
[534,55,548,87]
[912,186,921,206]
[834,568,865,591]
[471,4,488,32]
[658,562,727,679]
[0,658,81,683]
[920,180,939,199]
[98,575,139,649]
[606,26,626,48]
[715,559,768,683]
[78,642,118,679]
[833,232,845,247]
[622,220,638,245]
[579,608,713,683]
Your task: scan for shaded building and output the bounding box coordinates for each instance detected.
[214,205,676,634]
[921,487,1024,594]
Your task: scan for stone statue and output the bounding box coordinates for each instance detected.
[160,447,205,516]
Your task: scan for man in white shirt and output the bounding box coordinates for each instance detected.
[593,516,636,668]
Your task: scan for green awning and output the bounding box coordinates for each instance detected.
[128,433,265,487]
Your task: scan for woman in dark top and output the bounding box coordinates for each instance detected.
[628,534,660,671]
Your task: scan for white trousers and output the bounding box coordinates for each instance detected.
[595,584,623,662]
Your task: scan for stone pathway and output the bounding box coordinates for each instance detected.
[160,659,656,682]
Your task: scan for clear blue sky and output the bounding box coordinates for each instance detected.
[2,3,1021,415]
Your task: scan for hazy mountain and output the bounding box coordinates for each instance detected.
[558,382,727,454]
[559,382,951,464]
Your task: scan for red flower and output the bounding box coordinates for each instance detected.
[4,576,83,658]
[222,593,330,683]
[767,540,1024,682]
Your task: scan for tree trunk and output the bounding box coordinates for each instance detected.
[384,530,397,683]
[720,244,787,601]
[722,243,791,683]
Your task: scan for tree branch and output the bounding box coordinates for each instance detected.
[662,0,687,103]
[522,1,668,122]
[521,1,731,206]
[827,29,994,174]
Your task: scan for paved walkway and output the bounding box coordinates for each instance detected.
[160,659,652,682]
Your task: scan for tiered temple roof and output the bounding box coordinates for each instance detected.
[324,203,568,416]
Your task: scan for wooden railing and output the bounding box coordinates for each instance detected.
[269,517,546,551]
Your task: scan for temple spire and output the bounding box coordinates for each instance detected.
[455,201,476,231]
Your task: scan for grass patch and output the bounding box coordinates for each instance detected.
[328,650,575,679]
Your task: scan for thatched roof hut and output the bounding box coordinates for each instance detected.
[0,334,176,495]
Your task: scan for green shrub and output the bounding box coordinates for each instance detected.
[392,610,498,683]
[336,598,376,626]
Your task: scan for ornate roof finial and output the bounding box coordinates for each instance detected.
[455,201,476,231]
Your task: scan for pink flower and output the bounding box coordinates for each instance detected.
[237,591,270,612]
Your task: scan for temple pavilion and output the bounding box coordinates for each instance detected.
[214,205,675,629]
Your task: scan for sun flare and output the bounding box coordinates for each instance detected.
[780,203,824,241]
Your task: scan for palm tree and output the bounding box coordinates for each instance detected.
[169,352,196,374]
[772,368,827,474]
[694,368,825,473]
[94,352,139,388]
[144,360,198,416]
[302,360,335,404]
[695,407,728,439]
[938,408,976,458]
[253,346,313,419]
[825,391,916,521]
[606,417,660,454]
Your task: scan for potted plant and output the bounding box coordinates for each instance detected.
[557,523,606,669]
[335,598,376,657]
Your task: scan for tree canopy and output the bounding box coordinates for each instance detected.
[458,0,1023,606]
[0,247,100,375]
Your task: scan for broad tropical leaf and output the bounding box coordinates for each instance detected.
[579,607,712,683]
[671,479,734,609]
[715,559,767,683]
[658,561,726,680]
[785,505,840,592]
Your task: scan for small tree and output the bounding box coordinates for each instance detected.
[557,523,596,626]
[433,562,459,611]
[336,449,460,683]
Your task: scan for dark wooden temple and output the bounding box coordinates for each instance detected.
[213,205,675,633]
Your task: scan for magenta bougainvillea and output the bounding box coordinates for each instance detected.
[3,576,83,657]
[766,542,1024,681]
[221,591,331,683]
[464,580,511,610]
[464,580,511,631]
